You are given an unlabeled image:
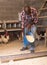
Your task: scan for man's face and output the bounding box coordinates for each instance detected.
[25,7,28,12]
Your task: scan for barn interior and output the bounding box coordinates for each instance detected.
[0,0,47,65]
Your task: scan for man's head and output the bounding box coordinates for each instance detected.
[24,5,31,15]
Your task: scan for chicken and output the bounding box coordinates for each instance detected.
[1,30,9,43]
[1,35,9,43]
[36,33,40,40]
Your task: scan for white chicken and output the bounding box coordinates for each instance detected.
[1,30,9,43]
[1,35,9,43]
[36,33,40,40]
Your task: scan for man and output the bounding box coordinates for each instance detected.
[20,5,38,53]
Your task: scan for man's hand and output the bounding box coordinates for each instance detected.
[27,24,31,29]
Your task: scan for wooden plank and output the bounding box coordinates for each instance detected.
[3,20,19,23]
[0,51,47,63]
[38,1,46,16]
[0,29,4,32]
[39,8,47,10]
[0,25,47,32]
[37,25,47,28]
[6,20,19,23]
[38,0,47,16]
[7,28,22,31]
[38,16,47,18]
[0,28,22,32]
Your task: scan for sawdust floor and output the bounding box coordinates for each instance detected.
[0,39,47,56]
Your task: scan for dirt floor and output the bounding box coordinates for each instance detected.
[0,39,47,56]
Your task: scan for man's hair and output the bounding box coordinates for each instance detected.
[24,5,31,15]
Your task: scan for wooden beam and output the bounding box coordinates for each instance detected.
[38,1,46,16]
[38,0,47,16]
[0,29,4,32]
[7,28,22,31]
[37,25,47,28]
[0,51,47,63]
[0,28,22,32]
[39,8,47,10]
[3,20,19,23]
[38,16,47,18]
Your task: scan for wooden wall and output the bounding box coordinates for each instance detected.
[0,0,45,20]
[0,0,24,20]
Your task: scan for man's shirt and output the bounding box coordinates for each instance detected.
[21,7,38,28]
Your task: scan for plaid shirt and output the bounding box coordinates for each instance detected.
[21,7,38,28]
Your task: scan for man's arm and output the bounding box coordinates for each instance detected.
[31,7,38,24]
[33,8,38,23]
[21,11,25,29]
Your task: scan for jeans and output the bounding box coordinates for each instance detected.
[23,25,36,50]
